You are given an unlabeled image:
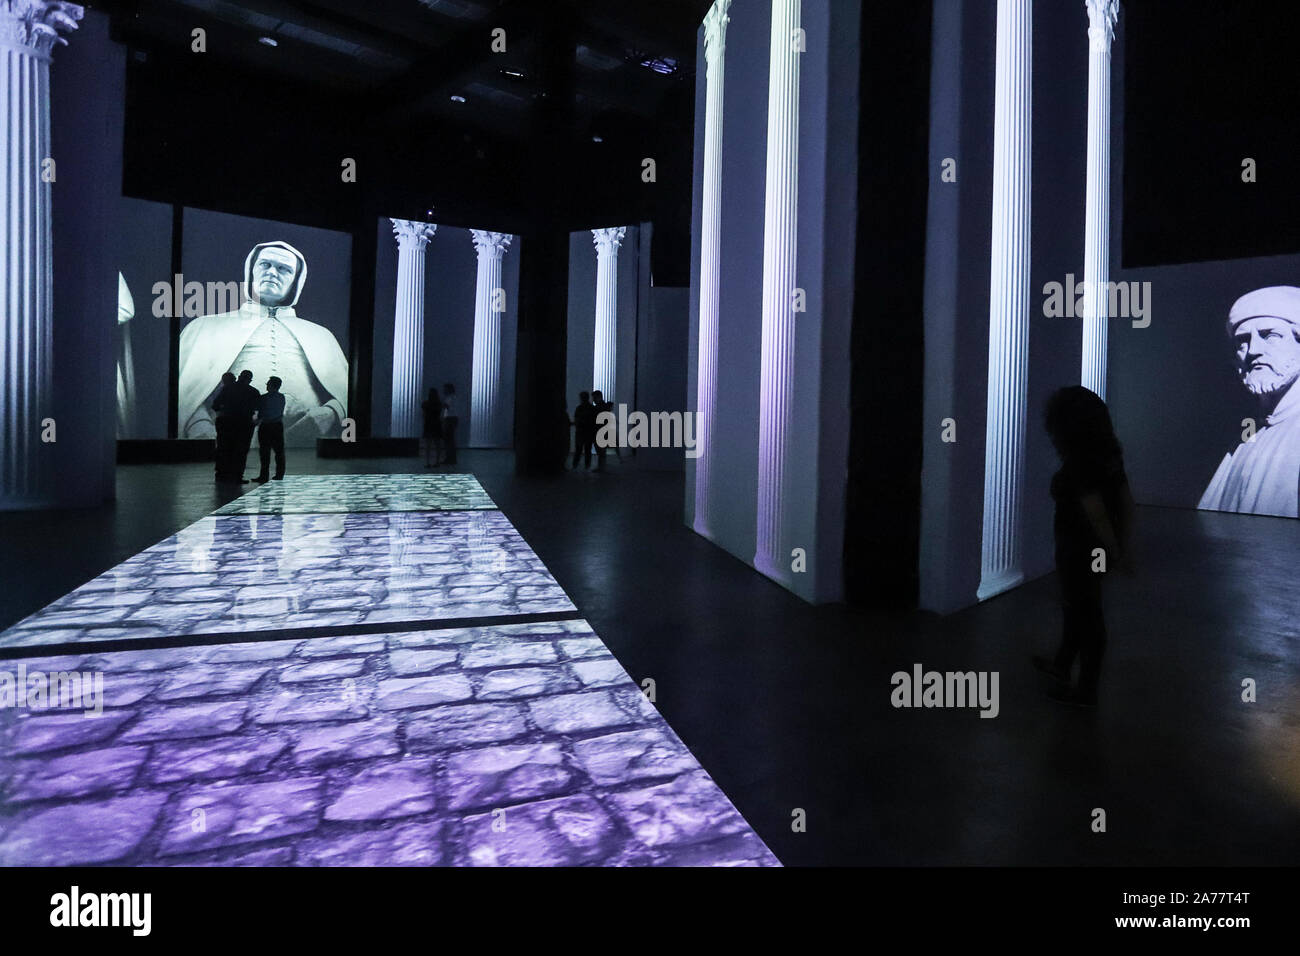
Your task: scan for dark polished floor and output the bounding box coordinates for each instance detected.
[2,449,1297,866]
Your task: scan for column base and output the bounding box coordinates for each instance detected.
[977,567,1024,602]
[753,548,797,591]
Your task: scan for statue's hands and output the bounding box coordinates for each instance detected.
[307,405,339,435]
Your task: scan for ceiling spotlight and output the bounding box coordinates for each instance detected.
[639,55,677,75]
[258,36,278,47]
[503,69,525,78]
[450,94,466,103]
[592,135,603,143]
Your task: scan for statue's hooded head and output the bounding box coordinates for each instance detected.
[244,241,307,308]
[1227,286,1300,399]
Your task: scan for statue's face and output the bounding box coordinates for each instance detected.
[252,248,298,306]
[1235,316,1300,397]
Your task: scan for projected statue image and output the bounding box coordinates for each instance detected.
[116,272,137,437]
[1199,286,1300,517]
[178,241,348,443]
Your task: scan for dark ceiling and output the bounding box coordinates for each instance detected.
[101,0,711,278]
[1123,0,1300,267]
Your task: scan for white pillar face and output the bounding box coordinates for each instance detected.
[1081,0,1118,399]
[754,0,801,581]
[389,218,436,438]
[469,229,512,448]
[0,2,83,509]
[978,0,1032,601]
[693,0,732,538]
[591,226,626,403]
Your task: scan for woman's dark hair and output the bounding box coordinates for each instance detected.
[1045,386,1121,463]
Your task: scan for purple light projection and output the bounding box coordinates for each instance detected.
[0,475,779,866]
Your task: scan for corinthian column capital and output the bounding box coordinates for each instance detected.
[470,229,512,259]
[390,218,437,250]
[703,0,732,63]
[592,226,627,257]
[0,1,83,58]
[1085,0,1118,53]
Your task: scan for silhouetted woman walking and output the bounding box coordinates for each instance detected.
[421,387,443,468]
[441,383,459,466]
[1034,386,1135,706]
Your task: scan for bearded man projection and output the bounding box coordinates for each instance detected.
[178,241,348,443]
[1199,286,1300,517]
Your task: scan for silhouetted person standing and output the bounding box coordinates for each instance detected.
[230,370,260,483]
[591,389,609,471]
[421,387,443,468]
[572,391,596,470]
[1034,386,1135,707]
[210,371,238,483]
[255,376,286,482]
[441,383,459,466]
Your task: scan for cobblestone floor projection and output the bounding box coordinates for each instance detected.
[215,473,497,515]
[0,475,778,866]
[0,510,574,650]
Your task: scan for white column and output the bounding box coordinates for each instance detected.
[693,0,731,538]
[469,229,512,447]
[754,0,801,582]
[0,2,82,509]
[389,218,436,437]
[978,0,1032,601]
[1080,0,1118,398]
[591,226,626,401]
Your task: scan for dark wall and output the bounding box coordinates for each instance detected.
[50,10,123,507]
[842,0,932,608]
[637,285,691,471]
[515,232,572,474]
[115,197,173,440]
[1122,0,1300,267]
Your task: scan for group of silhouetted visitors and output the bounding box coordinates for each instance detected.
[569,389,618,471]
[212,370,287,484]
[422,383,459,468]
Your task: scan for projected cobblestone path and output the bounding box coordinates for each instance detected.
[0,476,778,866]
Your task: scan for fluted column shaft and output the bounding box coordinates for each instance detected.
[591,227,625,402]
[755,0,801,580]
[978,0,1032,600]
[469,230,511,447]
[1,2,82,509]
[390,219,436,437]
[1081,0,1118,398]
[693,0,731,537]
